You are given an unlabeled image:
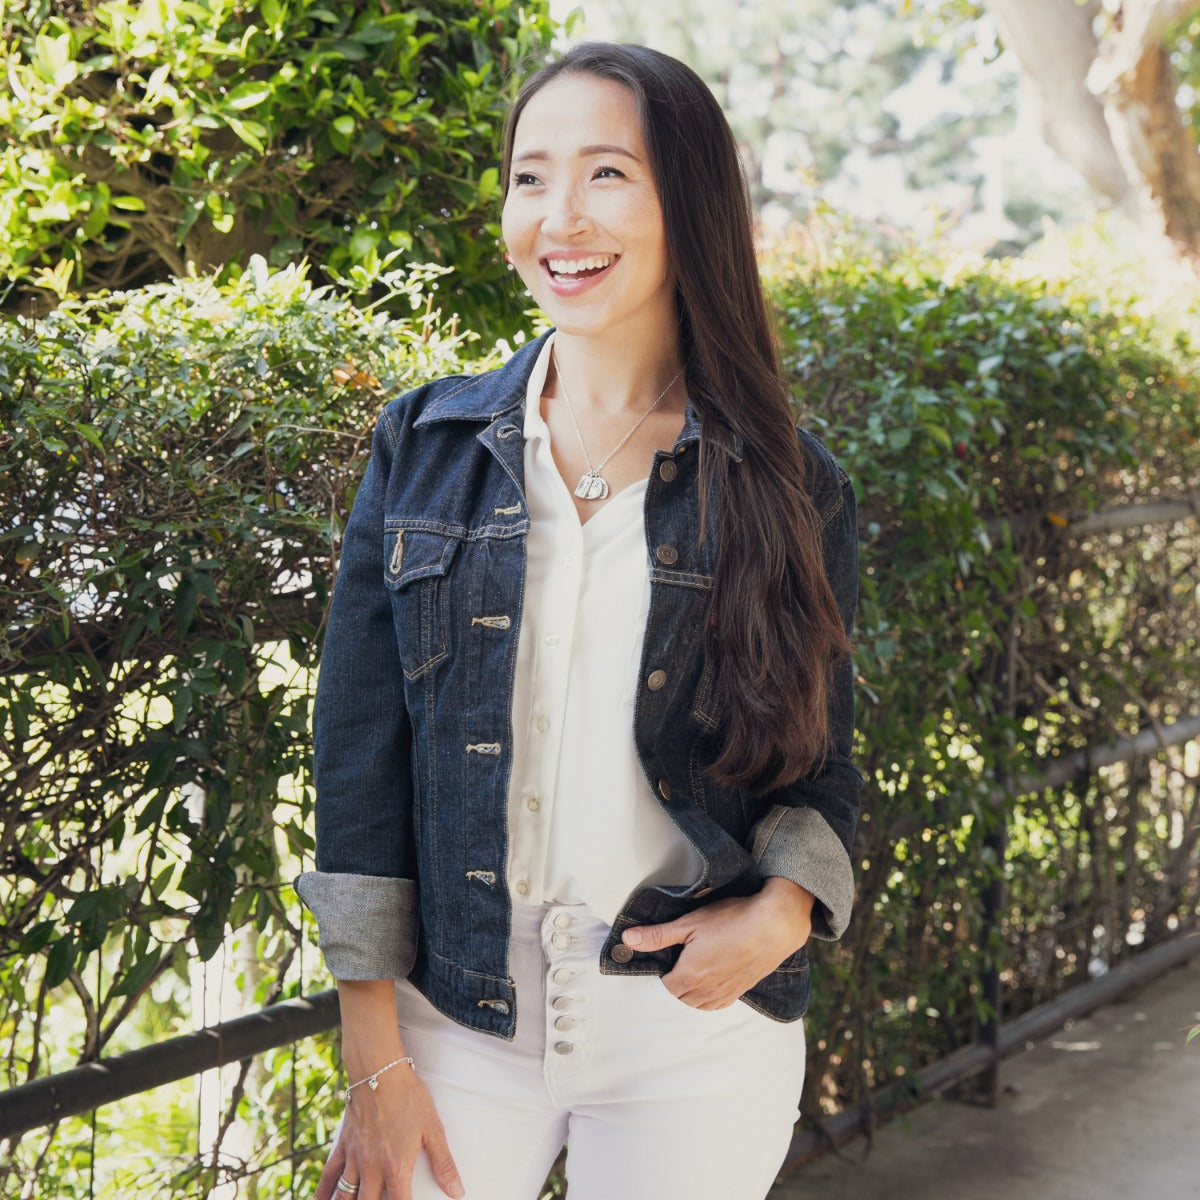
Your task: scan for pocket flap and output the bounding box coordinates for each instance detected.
[384,527,457,589]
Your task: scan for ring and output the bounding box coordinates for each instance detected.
[335,1178,361,1195]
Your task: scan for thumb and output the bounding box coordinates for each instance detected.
[622,919,690,952]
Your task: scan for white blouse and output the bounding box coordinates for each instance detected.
[505,337,703,921]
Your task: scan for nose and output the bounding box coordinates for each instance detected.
[541,183,591,240]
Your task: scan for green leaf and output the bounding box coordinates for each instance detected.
[226,81,273,111]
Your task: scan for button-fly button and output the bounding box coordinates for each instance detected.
[554,1042,575,1056]
[553,913,572,930]
[656,544,678,565]
[659,460,678,482]
[554,1015,575,1032]
[551,931,571,949]
[610,943,634,964]
[647,669,667,691]
[552,995,572,1011]
[553,968,572,985]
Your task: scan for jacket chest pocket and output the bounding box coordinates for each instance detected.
[384,526,458,680]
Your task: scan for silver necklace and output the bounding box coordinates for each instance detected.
[552,347,685,501]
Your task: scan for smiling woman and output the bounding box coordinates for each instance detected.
[296,41,861,1200]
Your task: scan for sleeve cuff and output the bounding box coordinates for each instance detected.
[750,806,855,941]
[294,871,418,980]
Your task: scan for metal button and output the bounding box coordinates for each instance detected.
[526,796,541,812]
[553,912,573,930]
[695,887,713,898]
[553,968,572,985]
[659,460,678,482]
[610,943,634,964]
[554,1042,575,1056]
[535,714,549,734]
[657,779,672,801]
[515,879,530,897]
[647,669,667,691]
[554,1015,575,1032]
[655,544,678,565]
[552,931,571,949]
[552,995,572,1011]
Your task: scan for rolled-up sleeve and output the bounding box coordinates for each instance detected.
[294,408,420,980]
[750,449,862,941]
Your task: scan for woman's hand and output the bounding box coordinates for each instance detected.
[619,877,815,1010]
[317,979,464,1200]
[314,1066,463,1200]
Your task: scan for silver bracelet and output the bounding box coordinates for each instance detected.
[338,1055,415,1103]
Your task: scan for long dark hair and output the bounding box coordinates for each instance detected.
[501,43,852,793]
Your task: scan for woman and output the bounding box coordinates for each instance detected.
[297,41,860,1200]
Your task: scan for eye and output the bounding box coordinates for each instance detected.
[593,164,626,180]
[511,171,541,187]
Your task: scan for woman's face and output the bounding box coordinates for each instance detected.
[501,73,675,347]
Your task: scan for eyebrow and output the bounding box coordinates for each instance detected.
[513,144,643,164]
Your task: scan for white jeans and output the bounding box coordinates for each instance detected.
[395,903,806,1200]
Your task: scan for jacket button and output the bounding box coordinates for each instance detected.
[657,779,672,801]
[610,943,634,964]
[554,1042,575,1055]
[658,460,678,482]
[656,544,678,565]
[647,669,667,691]
[695,887,713,899]
[554,1015,575,1031]
[553,968,572,985]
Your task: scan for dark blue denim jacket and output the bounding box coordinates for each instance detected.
[296,333,861,1040]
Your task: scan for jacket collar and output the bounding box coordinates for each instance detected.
[411,329,736,460]
[413,334,548,428]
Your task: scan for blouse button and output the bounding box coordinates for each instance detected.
[656,544,679,565]
[526,796,541,812]
[658,460,678,482]
[515,879,530,897]
[647,669,667,691]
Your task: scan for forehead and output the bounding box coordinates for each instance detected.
[512,73,645,154]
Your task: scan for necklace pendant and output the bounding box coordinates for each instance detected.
[574,471,609,501]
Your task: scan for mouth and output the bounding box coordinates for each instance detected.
[543,253,619,282]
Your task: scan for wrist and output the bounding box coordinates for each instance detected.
[759,876,816,947]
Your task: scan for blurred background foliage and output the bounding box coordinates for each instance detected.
[1,0,553,337]
[2,0,1199,1196]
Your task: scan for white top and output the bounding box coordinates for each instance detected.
[505,337,703,921]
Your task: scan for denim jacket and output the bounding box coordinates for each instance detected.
[296,333,861,1040]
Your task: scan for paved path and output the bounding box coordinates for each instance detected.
[772,954,1200,1200]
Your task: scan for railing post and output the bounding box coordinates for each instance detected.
[980,812,1007,1105]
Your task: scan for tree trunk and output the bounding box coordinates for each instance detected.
[1089,0,1200,253]
[986,0,1200,257]
[984,0,1138,213]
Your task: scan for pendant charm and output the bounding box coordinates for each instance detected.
[574,471,609,501]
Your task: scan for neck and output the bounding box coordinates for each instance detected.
[549,331,687,417]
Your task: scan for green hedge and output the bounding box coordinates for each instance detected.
[2,242,1198,1187]
[776,239,1200,1111]
[1,0,554,338]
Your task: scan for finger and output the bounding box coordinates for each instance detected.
[315,1141,349,1200]
[622,918,690,952]
[425,1122,466,1199]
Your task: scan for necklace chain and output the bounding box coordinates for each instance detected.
[552,346,684,501]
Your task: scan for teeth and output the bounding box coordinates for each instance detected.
[547,255,613,275]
